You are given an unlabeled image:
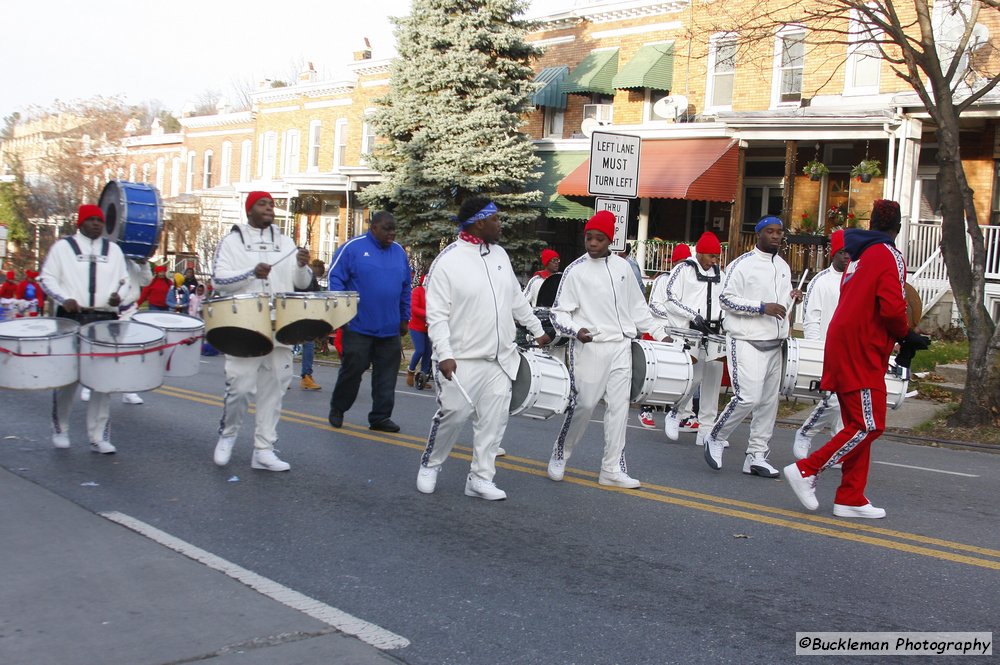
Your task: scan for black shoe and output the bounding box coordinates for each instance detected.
[328,410,344,428]
[369,418,400,433]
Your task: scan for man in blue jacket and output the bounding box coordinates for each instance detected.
[327,211,412,432]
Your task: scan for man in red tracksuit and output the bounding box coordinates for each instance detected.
[784,200,923,519]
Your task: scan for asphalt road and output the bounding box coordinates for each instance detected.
[1,355,998,664]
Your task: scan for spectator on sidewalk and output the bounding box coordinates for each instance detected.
[299,259,326,391]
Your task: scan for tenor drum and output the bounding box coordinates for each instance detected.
[273,291,358,345]
[701,333,727,362]
[781,338,827,399]
[203,294,273,357]
[885,360,911,410]
[99,180,163,259]
[79,320,165,392]
[630,339,694,406]
[0,317,79,390]
[132,311,205,377]
[509,349,571,419]
[664,327,703,352]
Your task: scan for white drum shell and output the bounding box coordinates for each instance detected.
[664,327,703,351]
[132,311,205,377]
[509,349,570,419]
[79,321,165,392]
[700,334,727,362]
[0,317,79,390]
[203,294,273,357]
[885,358,909,410]
[630,339,694,406]
[781,338,826,399]
[273,291,358,345]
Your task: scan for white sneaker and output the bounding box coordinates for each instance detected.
[793,431,812,460]
[598,470,641,489]
[704,435,725,470]
[122,392,144,405]
[743,453,780,478]
[833,503,886,519]
[547,456,566,481]
[80,387,91,402]
[783,463,819,511]
[464,474,506,500]
[416,465,440,494]
[496,447,506,456]
[214,436,236,467]
[663,413,680,440]
[52,432,70,449]
[695,431,706,447]
[90,440,116,454]
[251,449,290,472]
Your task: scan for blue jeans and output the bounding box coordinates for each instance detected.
[408,330,432,374]
[301,341,314,377]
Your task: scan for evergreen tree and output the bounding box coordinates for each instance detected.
[361,0,544,272]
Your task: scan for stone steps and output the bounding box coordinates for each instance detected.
[933,363,968,384]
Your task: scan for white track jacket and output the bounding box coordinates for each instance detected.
[649,259,726,329]
[40,232,131,312]
[212,223,312,297]
[719,248,793,341]
[802,266,842,340]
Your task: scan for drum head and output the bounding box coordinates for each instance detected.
[206,327,274,357]
[275,319,333,345]
[509,354,533,413]
[80,320,164,345]
[133,311,204,331]
[629,341,648,402]
[0,317,78,339]
[535,273,562,308]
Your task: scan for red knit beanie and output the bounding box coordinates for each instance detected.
[584,210,616,241]
[26,270,39,279]
[4,270,13,280]
[830,229,845,255]
[695,232,722,254]
[670,243,692,263]
[245,191,272,214]
[77,204,104,227]
[540,249,559,267]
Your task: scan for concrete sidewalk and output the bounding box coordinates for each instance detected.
[0,467,404,665]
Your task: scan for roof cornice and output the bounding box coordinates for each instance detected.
[532,0,689,29]
[179,112,253,129]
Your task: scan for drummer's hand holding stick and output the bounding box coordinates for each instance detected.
[577,328,594,343]
[253,263,272,279]
[62,299,81,314]
[296,248,310,267]
[438,358,457,380]
[534,333,552,347]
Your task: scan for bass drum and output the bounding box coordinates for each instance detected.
[99,180,164,259]
[630,339,694,406]
[509,349,570,420]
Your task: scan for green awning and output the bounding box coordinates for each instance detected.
[561,49,619,96]
[532,66,569,109]
[535,151,592,221]
[612,43,674,91]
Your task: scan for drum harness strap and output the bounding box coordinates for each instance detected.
[64,236,110,308]
[686,259,722,335]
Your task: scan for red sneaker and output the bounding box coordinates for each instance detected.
[638,410,656,429]
[678,418,700,432]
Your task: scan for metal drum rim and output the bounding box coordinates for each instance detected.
[78,321,166,348]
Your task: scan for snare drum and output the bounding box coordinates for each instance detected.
[781,338,827,399]
[509,349,571,419]
[132,311,205,377]
[99,180,163,259]
[885,360,910,410]
[700,333,727,362]
[0,317,79,390]
[630,339,694,406]
[664,327,703,351]
[79,320,165,392]
[273,291,358,345]
[203,294,273,357]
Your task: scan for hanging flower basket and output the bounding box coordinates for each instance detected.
[850,159,882,183]
[802,160,830,181]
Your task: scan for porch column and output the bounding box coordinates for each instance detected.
[728,146,747,252]
[637,197,650,270]
[893,117,923,254]
[782,140,798,222]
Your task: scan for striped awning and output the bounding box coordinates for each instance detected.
[613,43,674,91]
[535,151,592,220]
[561,49,620,96]
[532,66,569,109]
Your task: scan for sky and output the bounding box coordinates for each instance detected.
[2,0,582,122]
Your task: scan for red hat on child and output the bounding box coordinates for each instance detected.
[4,270,13,280]
[695,232,722,255]
[670,243,692,263]
[540,249,559,266]
[830,229,845,255]
[245,191,272,214]
[77,204,104,227]
[154,265,167,274]
[26,270,39,279]
[584,210,615,241]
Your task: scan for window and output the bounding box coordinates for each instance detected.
[308,120,322,171]
[220,142,232,186]
[333,119,348,169]
[706,34,737,111]
[156,158,165,192]
[646,90,673,122]
[360,110,376,164]
[845,10,882,95]
[741,183,784,232]
[239,140,252,182]
[543,107,564,137]
[171,157,181,197]
[202,150,213,189]
[142,163,150,183]
[283,129,300,175]
[773,28,805,106]
[185,151,196,192]
[129,164,137,182]
[261,132,277,180]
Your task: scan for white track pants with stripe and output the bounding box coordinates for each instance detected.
[708,337,782,456]
[52,385,111,445]
[219,347,294,450]
[420,359,512,482]
[552,339,632,475]
[670,357,724,431]
[797,393,842,439]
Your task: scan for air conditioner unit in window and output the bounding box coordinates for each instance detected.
[583,104,614,124]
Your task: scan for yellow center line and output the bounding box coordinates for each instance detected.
[154,385,1000,570]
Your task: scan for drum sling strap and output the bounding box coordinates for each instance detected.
[687,259,722,335]
[64,237,110,308]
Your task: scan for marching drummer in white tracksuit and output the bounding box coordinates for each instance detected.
[704,216,802,478]
[649,231,726,446]
[212,191,312,472]
[40,204,131,453]
[547,211,670,489]
[793,229,849,459]
[415,198,550,500]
